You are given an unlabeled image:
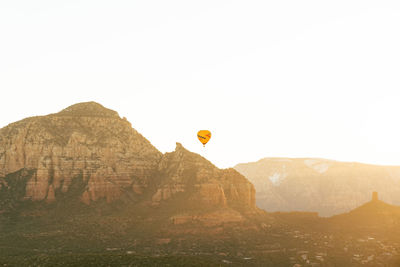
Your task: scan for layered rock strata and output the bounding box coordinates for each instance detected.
[0,102,256,217]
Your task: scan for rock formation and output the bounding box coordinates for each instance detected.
[328,191,400,231]
[154,143,255,210]
[0,102,162,204]
[0,102,257,220]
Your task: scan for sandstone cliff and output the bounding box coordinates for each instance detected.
[0,102,257,220]
[0,102,161,204]
[154,143,256,210]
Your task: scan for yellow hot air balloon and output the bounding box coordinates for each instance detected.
[197,130,212,147]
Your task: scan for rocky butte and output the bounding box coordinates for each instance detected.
[328,191,400,230]
[0,102,258,225]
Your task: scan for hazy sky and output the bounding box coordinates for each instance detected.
[1,1,400,168]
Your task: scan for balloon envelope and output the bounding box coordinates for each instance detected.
[197,130,211,146]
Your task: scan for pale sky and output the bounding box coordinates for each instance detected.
[1,1,400,168]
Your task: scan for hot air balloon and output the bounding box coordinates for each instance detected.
[197,130,211,147]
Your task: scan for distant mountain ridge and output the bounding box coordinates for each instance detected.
[235,158,400,216]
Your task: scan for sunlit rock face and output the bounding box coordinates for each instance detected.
[0,102,162,203]
[153,143,256,210]
[235,158,400,216]
[0,102,257,217]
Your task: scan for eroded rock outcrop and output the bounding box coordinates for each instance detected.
[0,102,257,218]
[0,102,162,203]
[153,143,256,210]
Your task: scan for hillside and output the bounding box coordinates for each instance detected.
[327,192,400,235]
